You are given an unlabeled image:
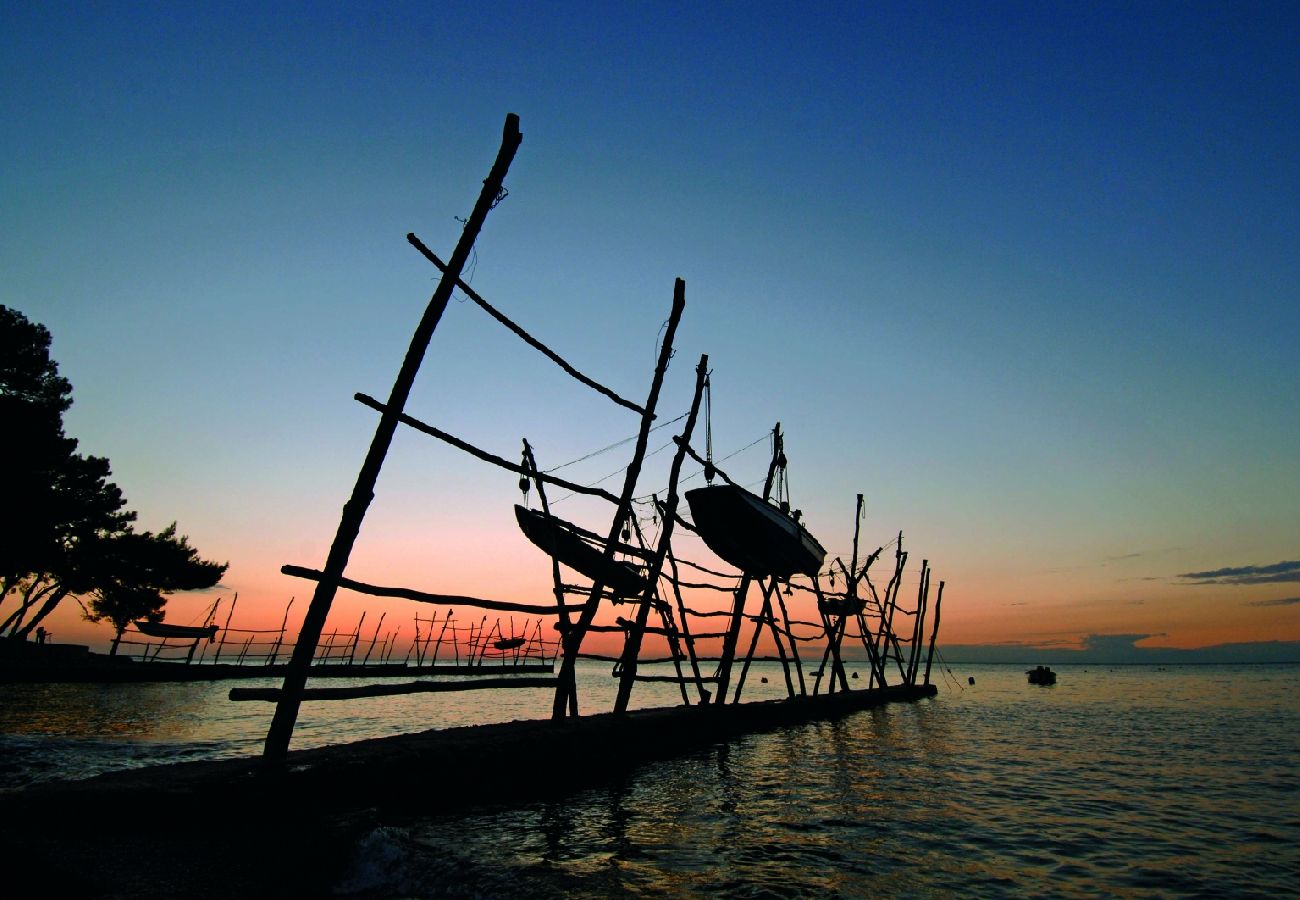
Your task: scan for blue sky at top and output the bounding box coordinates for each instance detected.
[2,1,1297,647]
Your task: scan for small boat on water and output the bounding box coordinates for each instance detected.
[492,637,526,651]
[1027,665,1057,685]
[514,505,650,597]
[685,484,826,578]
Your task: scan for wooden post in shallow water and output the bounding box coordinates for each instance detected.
[551,278,686,719]
[212,594,238,663]
[766,586,797,698]
[923,580,944,685]
[774,582,806,695]
[262,114,523,764]
[873,535,909,682]
[907,561,929,685]
[731,577,773,703]
[268,597,294,666]
[664,548,712,702]
[522,439,576,714]
[614,354,709,713]
[714,423,784,704]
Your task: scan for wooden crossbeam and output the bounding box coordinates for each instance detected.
[281,565,564,615]
[406,234,648,417]
[353,394,621,506]
[231,676,557,702]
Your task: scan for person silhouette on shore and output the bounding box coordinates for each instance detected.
[35,626,47,645]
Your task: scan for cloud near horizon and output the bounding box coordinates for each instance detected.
[1176,559,1300,585]
[1080,633,1160,652]
[1247,596,1300,607]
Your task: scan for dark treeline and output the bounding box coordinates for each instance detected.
[0,305,225,653]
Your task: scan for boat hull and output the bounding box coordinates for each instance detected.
[685,485,826,578]
[132,621,219,641]
[514,506,649,597]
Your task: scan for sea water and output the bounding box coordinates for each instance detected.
[2,662,1298,895]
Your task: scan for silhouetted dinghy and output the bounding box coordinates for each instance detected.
[132,620,219,641]
[820,595,866,616]
[493,637,526,651]
[685,484,826,578]
[1027,665,1057,685]
[514,505,649,597]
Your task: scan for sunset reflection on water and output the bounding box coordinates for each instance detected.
[2,664,1298,894]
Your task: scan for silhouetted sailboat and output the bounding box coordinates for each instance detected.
[685,484,826,578]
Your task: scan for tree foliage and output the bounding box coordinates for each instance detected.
[84,525,227,652]
[0,305,226,644]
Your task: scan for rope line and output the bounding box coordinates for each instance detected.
[543,412,688,474]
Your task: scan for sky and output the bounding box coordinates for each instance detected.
[3,1,1298,660]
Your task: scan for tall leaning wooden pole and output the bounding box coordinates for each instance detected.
[262,114,523,763]
[551,279,686,719]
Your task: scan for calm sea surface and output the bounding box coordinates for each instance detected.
[2,662,1298,896]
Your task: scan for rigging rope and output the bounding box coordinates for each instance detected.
[542,412,688,474]
[632,430,770,503]
[704,372,714,484]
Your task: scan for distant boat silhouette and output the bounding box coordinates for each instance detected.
[685,484,826,578]
[1027,665,1057,685]
[493,637,526,651]
[132,620,219,641]
[514,505,650,597]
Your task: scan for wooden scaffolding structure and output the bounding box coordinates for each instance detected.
[251,113,947,764]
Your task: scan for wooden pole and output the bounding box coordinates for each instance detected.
[354,394,621,506]
[281,564,568,615]
[732,578,780,703]
[477,618,496,666]
[874,536,909,680]
[771,580,806,696]
[923,580,944,685]
[614,353,708,713]
[350,611,366,665]
[624,513,691,705]
[522,440,576,714]
[197,597,221,664]
[908,562,930,685]
[714,423,783,704]
[431,611,447,660]
[407,234,647,417]
[765,588,796,698]
[263,114,522,763]
[233,676,557,702]
[845,548,887,690]
[361,612,386,665]
[432,611,451,665]
[268,598,293,667]
[213,593,238,663]
[551,278,686,719]
[816,576,851,694]
[664,548,712,703]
